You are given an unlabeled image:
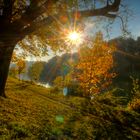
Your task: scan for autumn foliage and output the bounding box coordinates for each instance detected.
[16,59,26,80]
[75,32,116,95]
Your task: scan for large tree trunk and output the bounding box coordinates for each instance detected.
[0,43,15,97]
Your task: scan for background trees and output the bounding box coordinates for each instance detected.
[9,66,17,78]
[40,53,77,85]
[28,62,44,83]
[16,59,26,81]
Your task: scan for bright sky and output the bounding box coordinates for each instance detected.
[84,0,140,39]
[110,0,140,38]
[126,0,140,37]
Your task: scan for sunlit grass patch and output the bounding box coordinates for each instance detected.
[0,77,83,139]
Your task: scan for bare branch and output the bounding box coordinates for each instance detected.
[117,15,130,36]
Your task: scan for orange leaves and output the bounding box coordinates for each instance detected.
[74,32,116,95]
[17,59,26,71]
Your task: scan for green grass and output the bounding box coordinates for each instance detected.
[0,77,84,140]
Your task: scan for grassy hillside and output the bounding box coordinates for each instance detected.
[1,77,140,140]
[0,77,84,140]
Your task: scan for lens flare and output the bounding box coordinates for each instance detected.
[55,115,64,123]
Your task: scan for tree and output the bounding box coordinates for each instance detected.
[53,76,64,87]
[9,66,17,77]
[16,59,26,80]
[75,32,116,96]
[0,0,121,97]
[28,62,44,83]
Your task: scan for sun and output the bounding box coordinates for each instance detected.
[66,30,83,46]
[68,31,80,41]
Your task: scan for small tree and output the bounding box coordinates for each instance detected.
[28,62,44,83]
[9,66,17,78]
[75,32,116,96]
[16,59,26,81]
[53,76,64,88]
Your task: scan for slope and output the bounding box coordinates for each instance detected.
[0,77,83,140]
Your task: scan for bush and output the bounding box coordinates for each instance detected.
[67,83,84,97]
[128,77,140,113]
[49,86,61,94]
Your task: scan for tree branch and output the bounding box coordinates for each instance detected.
[12,0,121,33]
[14,0,121,42]
[77,0,121,18]
[11,0,58,32]
[17,16,54,41]
[0,0,121,43]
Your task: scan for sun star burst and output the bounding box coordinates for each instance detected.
[66,30,83,46]
[68,31,80,41]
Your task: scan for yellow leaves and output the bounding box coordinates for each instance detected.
[16,59,26,78]
[74,32,116,95]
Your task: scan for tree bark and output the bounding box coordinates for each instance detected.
[0,43,15,97]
